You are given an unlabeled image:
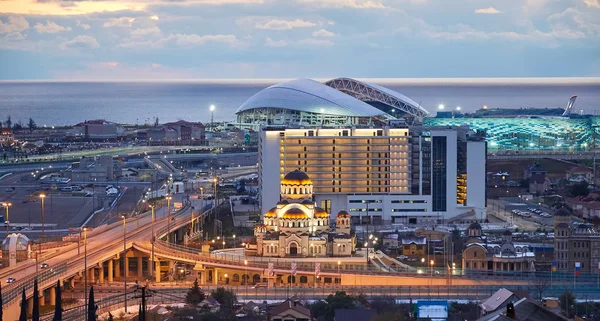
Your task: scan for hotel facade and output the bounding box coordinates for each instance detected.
[259,125,487,225]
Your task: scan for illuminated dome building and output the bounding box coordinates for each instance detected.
[246,170,355,257]
[1,233,31,267]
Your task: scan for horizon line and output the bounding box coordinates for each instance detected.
[1,77,600,85]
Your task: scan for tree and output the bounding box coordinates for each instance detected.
[12,122,23,131]
[570,181,590,197]
[154,117,159,127]
[559,290,576,318]
[32,279,40,321]
[210,287,237,314]
[107,312,114,321]
[529,277,550,300]
[52,280,62,321]
[19,288,27,321]
[88,286,97,321]
[186,278,206,306]
[311,292,357,321]
[372,313,405,321]
[5,116,11,131]
[28,118,36,133]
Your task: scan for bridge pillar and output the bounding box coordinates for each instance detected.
[155,260,161,283]
[40,292,45,306]
[27,297,33,315]
[212,268,218,285]
[49,286,56,306]
[108,259,114,283]
[69,277,76,288]
[89,268,95,283]
[168,260,174,282]
[124,256,129,278]
[137,257,143,278]
[115,259,121,278]
[99,262,105,283]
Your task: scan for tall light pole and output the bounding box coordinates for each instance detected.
[83,227,88,321]
[430,259,434,286]
[233,234,236,247]
[166,195,172,243]
[2,202,11,234]
[244,260,248,297]
[39,194,46,257]
[122,215,128,313]
[210,104,216,132]
[213,178,218,209]
[337,260,341,287]
[150,205,155,278]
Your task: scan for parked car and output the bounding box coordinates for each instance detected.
[6,277,15,283]
[40,263,49,269]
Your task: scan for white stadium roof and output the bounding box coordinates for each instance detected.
[236,78,387,117]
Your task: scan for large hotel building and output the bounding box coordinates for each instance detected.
[259,125,487,225]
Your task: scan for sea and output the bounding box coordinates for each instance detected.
[1,79,599,127]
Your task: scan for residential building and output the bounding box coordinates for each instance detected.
[525,163,548,195]
[65,155,122,182]
[553,207,600,272]
[477,298,567,321]
[245,170,355,258]
[146,120,206,145]
[480,288,521,315]
[401,237,427,256]
[259,125,486,225]
[565,193,600,219]
[270,298,313,321]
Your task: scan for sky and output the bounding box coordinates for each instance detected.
[0,0,599,80]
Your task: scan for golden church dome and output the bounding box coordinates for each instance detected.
[314,207,329,218]
[281,170,312,186]
[264,207,277,218]
[281,207,309,219]
[336,210,351,218]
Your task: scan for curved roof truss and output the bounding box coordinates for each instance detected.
[325,78,429,119]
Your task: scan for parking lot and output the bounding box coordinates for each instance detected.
[488,199,555,231]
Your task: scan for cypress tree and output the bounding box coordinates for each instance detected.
[19,288,27,321]
[32,279,40,321]
[87,286,97,321]
[52,280,62,321]
[0,282,4,321]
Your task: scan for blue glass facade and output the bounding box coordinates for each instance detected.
[424,117,600,152]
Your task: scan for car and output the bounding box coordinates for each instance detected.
[252,283,268,288]
[396,255,408,260]
[40,263,49,269]
[6,277,15,283]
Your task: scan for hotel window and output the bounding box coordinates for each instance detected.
[298,139,301,144]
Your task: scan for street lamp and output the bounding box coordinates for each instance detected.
[430,259,435,285]
[337,260,341,286]
[438,104,445,110]
[83,227,88,321]
[233,234,236,247]
[39,194,46,256]
[222,240,225,249]
[166,195,172,243]
[213,178,218,208]
[244,260,248,297]
[210,104,216,131]
[122,215,128,313]
[2,202,11,234]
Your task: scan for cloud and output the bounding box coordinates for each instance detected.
[60,35,100,49]
[298,0,387,9]
[131,26,161,37]
[76,20,91,30]
[103,17,136,28]
[119,33,241,48]
[583,0,600,8]
[0,16,29,34]
[151,63,161,68]
[265,37,287,47]
[100,61,119,67]
[4,32,25,41]
[238,17,317,30]
[150,15,160,21]
[298,38,334,46]
[34,20,72,33]
[475,7,502,14]
[312,29,335,37]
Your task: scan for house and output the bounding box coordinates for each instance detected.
[477,298,567,321]
[480,288,520,315]
[335,309,376,321]
[269,298,313,321]
[401,237,427,256]
[525,163,549,195]
[565,193,600,219]
[566,166,594,184]
[199,296,221,312]
[66,119,124,140]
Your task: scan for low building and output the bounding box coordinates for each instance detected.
[477,298,567,321]
[480,288,520,315]
[488,172,510,187]
[565,193,600,219]
[65,155,122,182]
[525,163,549,195]
[245,170,356,258]
[66,120,124,140]
[145,120,206,145]
[554,207,600,272]
[566,166,594,184]
[270,299,313,321]
[1,233,31,267]
[462,225,535,273]
[0,128,14,147]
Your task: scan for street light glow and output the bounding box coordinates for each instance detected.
[438,104,444,110]
[210,104,215,111]
[456,106,461,111]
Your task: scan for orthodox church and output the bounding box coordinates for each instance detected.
[244,170,355,258]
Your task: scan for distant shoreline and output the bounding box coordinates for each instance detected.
[1,77,600,85]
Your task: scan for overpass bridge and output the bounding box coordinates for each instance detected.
[3,196,599,319]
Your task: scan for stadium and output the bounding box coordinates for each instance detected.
[235,78,429,126]
[235,77,599,152]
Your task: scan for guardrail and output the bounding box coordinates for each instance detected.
[3,263,69,306]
